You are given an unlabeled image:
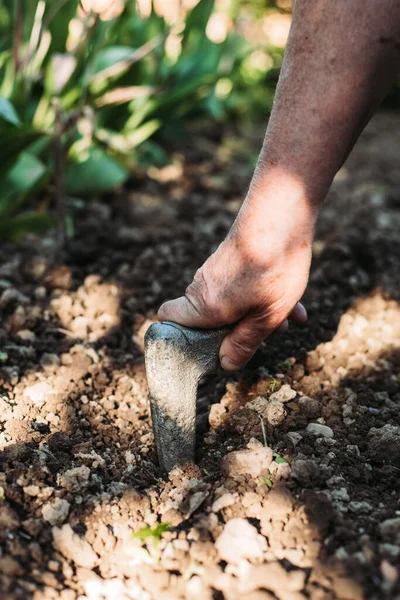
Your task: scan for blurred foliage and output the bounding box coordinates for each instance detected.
[0,0,291,240]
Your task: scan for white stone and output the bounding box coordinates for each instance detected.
[53,524,98,568]
[269,384,297,403]
[58,466,91,492]
[222,440,273,479]
[42,498,70,525]
[24,381,55,404]
[306,423,334,438]
[215,518,267,563]
[212,493,237,513]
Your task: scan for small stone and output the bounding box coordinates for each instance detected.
[348,501,372,514]
[0,288,29,309]
[58,466,90,492]
[215,518,267,563]
[238,561,306,595]
[292,364,305,380]
[346,444,361,457]
[17,329,36,342]
[380,544,400,559]
[265,399,287,426]
[209,403,226,429]
[40,353,60,372]
[212,493,237,513]
[0,556,23,576]
[48,432,72,453]
[287,432,303,446]
[52,524,98,568]
[42,498,70,526]
[381,560,398,583]
[222,439,273,479]
[291,459,321,486]
[306,423,334,438]
[298,396,321,419]
[263,485,294,516]
[24,382,55,404]
[380,518,400,543]
[23,485,41,497]
[269,384,297,403]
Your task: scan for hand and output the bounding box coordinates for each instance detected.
[158,197,313,371]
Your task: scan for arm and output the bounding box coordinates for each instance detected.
[159,0,400,370]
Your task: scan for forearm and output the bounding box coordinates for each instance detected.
[240,0,400,246]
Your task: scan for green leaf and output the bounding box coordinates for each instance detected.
[65,146,128,195]
[0,152,48,217]
[0,211,55,242]
[0,127,47,177]
[47,0,80,55]
[0,97,21,126]
[132,522,171,542]
[91,46,136,75]
[273,452,288,464]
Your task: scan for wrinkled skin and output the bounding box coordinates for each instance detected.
[160,0,400,370]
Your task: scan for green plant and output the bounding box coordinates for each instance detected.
[262,475,273,488]
[277,360,291,372]
[0,0,239,242]
[269,378,281,392]
[272,451,288,464]
[132,522,171,547]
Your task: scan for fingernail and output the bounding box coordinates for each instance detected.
[296,303,308,321]
[220,355,241,371]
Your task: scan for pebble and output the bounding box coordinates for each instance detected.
[52,525,98,568]
[379,518,400,543]
[306,423,334,438]
[24,382,56,404]
[215,518,267,564]
[0,288,29,309]
[287,432,303,446]
[298,396,321,419]
[212,493,237,513]
[348,501,372,514]
[58,466,90,493]
[42,499,70,526]
[264,399,287,426]
[269,384,297,403]
[222,439,273,479]
[291,459,321,486]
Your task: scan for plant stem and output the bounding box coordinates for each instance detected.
[54,101,66,258]
[12,0,23,75]
[258,414,268,447]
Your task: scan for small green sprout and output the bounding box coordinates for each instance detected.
[272,451,288,464]
[277,360,291,372]
[132,522,172,547]
[0,352,8,363]
[269,379,281,392]
[263,476,273,489]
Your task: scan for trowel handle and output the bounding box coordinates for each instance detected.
[144,321,232,472]
[151,321,232,372]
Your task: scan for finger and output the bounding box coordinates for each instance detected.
[276,319,289,333]
[219,315,275,371]
[158,295,217,329]
[288,302,307,322]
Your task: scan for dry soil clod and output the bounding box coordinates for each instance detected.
[144,321,229,472]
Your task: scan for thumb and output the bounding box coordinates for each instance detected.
[219,313,275,371]
[158,294,219,328]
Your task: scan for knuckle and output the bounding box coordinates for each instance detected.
[186,274,225,323]
[229,333,256,361]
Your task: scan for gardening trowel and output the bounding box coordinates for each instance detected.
[144,321,229,473]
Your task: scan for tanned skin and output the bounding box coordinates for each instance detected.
[159,0,400,370]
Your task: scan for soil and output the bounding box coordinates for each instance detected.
[1,112,400,600]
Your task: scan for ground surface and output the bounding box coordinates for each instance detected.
[1,112,400,600]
